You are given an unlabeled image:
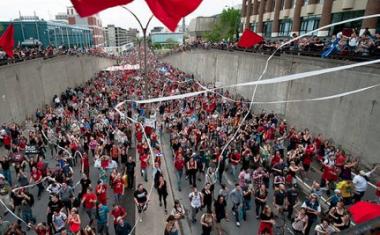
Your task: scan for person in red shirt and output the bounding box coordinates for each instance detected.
[111,204,127,231]
[81,152,90,177]
[321,164,338,194]
[140,153,149,182]
[271,151,282,167]
[30,166,44,199]
[81,187,97,226]
[96,180,108,205]
[335,150,346,170]
[3,134,11,151]
[111,144,120,163]
[30,222,49,235]
[113,174,124,203]
[229,150,241,179]
[174,154,185,191]
[303,144,315,174]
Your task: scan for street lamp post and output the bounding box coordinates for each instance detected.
[122,7,153,97]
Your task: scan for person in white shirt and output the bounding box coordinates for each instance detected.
[352,165,378,202]
[189,187,203,224]
[315,219,336,235]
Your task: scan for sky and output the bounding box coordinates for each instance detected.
[0,0,242,33]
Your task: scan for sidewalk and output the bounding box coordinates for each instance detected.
[135,129,175,235]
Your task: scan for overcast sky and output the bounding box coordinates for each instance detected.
[0,0,242,32]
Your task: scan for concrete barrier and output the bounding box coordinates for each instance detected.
[162,49,380,166]
[0,55,115,124]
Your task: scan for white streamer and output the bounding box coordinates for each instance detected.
[131,58,380,104]
[0,199,31,227]
[114,104,158,235]
[197,81,380,104]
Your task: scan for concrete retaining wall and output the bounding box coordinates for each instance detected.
[0,55,115,124]
[162,50,380,165]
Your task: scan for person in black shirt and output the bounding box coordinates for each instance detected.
[273,184,286,215]
[47,194,64,234]
[79,174,91,199]
[134,184,148,222]
[125,157,136,189]
[201,183,213,213]
[255,184,268,218]
[286,185,299,219]
[0,156,12,185]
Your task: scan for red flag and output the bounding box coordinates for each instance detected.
[71,0,134,17]
[0,24,15,58]
[348,201,380,224]
[238,28,263,48]
[145,0,202,32]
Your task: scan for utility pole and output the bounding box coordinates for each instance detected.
[122,7,153,98]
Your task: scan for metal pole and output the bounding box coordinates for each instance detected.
[121,7,153,97]
[143,29,147,79]
[66,27,70,48]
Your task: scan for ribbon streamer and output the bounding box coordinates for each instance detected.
[197,81,380,104]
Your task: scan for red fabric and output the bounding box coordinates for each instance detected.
[174,158,185,171]
[96,184,107,205]
[0,24,14,57]
[82,193,97,209]
[111,206,126,224]
[31,170,42,181]
[140,154,149,169]
[258,221,273,235]
[113,178,124,194]
[145,0,202,32]
[71,0,133,17]
[348,201,380,224]
[238,29,263,48]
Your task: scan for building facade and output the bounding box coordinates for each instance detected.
[0,19,93,48]
[188,16,218,42]
[241,0,380,38]
[67,6,105,48]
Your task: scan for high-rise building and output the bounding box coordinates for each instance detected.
[67,6,105,48]
[104,25,137,55]
[241,0,380,38]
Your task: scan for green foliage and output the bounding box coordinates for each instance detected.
[205,8,240,42]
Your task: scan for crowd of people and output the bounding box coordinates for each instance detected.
[0,44,378,235]
[155,63,380,235]
[0,46,118,66]
[169,28,380,61]
[0,47,151,234]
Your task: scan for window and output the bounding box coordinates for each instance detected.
[330,11,364,35]
[290,0,295,8]
[303,0,308,5]
[251,23,257,33]
[279,19,293,36]
[263,21,272,37]
[300,16,320,35]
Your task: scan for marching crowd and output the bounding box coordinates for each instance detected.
[0,45,378,235]
[0,49,148,234]
[156,64,380,235]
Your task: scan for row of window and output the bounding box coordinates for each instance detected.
[248,10,380,38]
[243,0,326,17]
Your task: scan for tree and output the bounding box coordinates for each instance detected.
[205,7,240,42]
